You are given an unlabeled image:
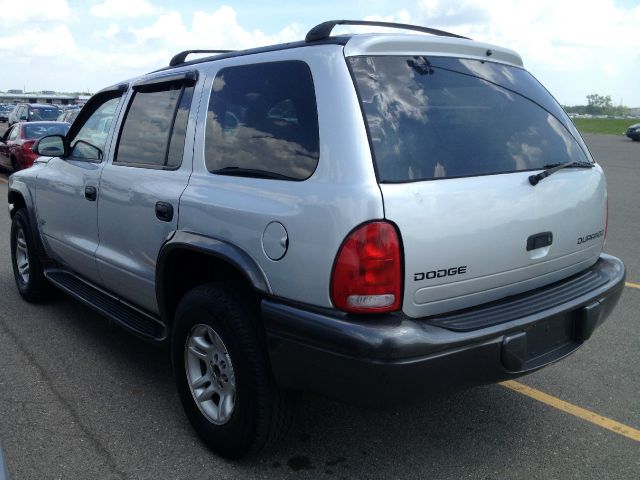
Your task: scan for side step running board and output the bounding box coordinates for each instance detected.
[45,269,167,341]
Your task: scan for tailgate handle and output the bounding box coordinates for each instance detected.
[527,232,553,251]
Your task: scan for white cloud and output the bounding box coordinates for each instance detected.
[94,23,121,39]
[90,0,160,18]
[0,0,637,105]
[0,25,77,56]
[129,6,301,51]
[0,0,71,24]
[370,0,640,105]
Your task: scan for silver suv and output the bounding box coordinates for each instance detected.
[7,20,625,458]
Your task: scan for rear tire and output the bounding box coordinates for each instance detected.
[10,209,55,302]
[172,283,295,459]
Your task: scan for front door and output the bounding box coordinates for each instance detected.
[35,91,126,284]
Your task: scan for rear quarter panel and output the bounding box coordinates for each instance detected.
[178,45,383,308]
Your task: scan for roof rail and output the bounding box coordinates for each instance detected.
[305,20,469,43]
[169,50,235,67]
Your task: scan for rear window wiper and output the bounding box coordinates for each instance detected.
[211,166,297,180]
[529,161,594,186]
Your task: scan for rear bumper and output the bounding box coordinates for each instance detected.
[262,254,625,405]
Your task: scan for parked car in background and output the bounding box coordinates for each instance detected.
[626,123,640,141]
[7,103,61,126]
[0,105,14,122]
[57,109,80,125]
[0,121,69,171]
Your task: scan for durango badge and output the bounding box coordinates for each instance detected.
[577,230,604,245]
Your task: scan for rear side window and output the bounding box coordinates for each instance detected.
[115,83,194,169]
[349,56,590,183]
[205,61,319,180]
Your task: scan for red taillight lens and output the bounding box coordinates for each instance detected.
[22,140,37,167]
[604,196,609,241]
[331,221,402,314]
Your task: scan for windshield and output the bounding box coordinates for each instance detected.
[28,106,61,121]
[349,56,591,183]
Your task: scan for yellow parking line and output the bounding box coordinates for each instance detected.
[626,281,640,290]
[500,380,640,443]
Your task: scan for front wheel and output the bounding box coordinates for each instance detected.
[172,283,295,458]
[10,209,55,302]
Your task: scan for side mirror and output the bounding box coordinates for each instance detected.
[33,135,67,157]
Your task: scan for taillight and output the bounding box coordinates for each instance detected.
[330,221,402,314]
[22,140,37,166]
[604,196,609,241]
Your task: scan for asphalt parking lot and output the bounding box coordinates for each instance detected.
[0,131,638,479]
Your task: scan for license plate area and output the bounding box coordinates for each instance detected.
[501,312,580,372]
[525,313,576,363]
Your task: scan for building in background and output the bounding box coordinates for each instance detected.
[0,92,80,106]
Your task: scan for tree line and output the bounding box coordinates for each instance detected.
[564,94,630,116]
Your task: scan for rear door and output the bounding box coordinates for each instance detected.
[349,55,606,317]
[95,71,199,313]
[0,125,18,169]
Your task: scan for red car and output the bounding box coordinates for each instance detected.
[0,121,69,172]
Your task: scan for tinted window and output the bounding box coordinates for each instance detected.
[28,106,61,121]
[349,56,590,182]
[115,84,193,168]
[205,61,319,180]
[24,123,69,139]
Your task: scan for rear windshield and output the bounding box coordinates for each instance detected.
[28,106,61,121]
[349,56,590,183]
[24,123,69,139]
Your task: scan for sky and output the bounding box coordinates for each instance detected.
[1,0,639,106]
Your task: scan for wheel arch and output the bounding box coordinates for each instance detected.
[156,231,271,326]
[8,187,50,263]
[8,189,27,218]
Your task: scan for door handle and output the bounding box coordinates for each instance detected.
[85,185,97,201]
[526,231,553,251]
[155,202,174,222]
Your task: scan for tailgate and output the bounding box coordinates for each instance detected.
[347,51,606,317]
[381,168,605,317]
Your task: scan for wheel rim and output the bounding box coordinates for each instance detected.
[185,324,236,425]
[15,227,30,285]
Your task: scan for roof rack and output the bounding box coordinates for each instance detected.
[169,50,235,67]
[305,20,469,43]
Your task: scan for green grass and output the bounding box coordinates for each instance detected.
[571,118,632,136]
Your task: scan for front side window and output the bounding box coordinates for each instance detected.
[115,83,194,169]
[8,126,19,141]
[349,56,590,183]
[70,96,122,160]
[6,125,20,140]
[205,61,319,180]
